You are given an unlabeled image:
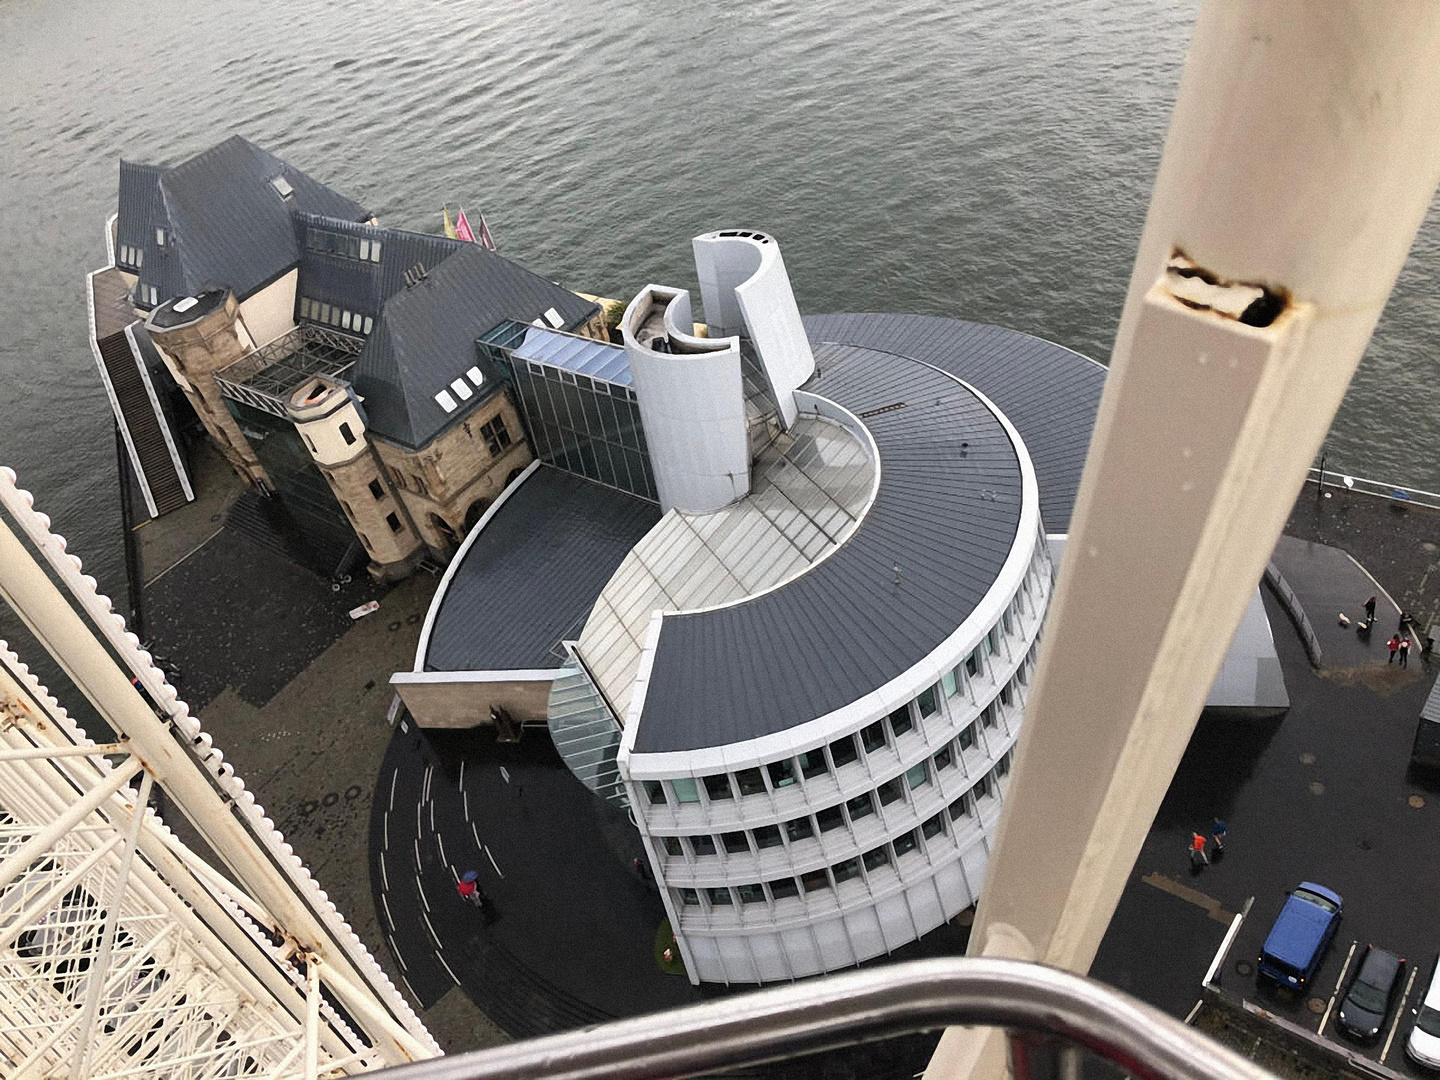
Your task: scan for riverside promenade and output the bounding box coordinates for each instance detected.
[126,451,1440,1067]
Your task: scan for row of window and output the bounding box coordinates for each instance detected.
[117,243,144,269]
[135,283,160,308]
[306,226,382,264]
[299,296,373,335]
[641,631,1038,814]
[673,765,1009,913]
[655,748,1012,865]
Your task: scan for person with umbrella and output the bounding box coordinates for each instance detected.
[456,869,488,908]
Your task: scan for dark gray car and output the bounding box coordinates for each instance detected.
[1337,946,1407,1043]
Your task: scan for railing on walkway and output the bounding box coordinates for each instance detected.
[1308,467,1440,511]
[215,324,365,418]
[1262,562,1323,668]
[373,957,1277,1080]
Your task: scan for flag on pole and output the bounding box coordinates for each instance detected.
[442,205,458,240]
[454,207,477,244]
[476,211,496,251]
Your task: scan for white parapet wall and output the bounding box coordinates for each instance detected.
[693,230,815,429]
[622,285,751,514]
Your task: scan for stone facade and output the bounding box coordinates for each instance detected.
[145,293,269,488]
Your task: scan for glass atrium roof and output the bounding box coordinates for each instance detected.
[511,325,633,387]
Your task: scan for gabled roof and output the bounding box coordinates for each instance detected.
[349,243,599,448]
[116,136,369,306]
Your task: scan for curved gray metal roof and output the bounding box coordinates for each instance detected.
[632,341,1025,753]
[630,315,1105,754]
[803,314,1105,534]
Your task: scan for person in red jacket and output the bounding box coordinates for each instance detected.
[1388,634,1402,663]
[1189,832,1209,869]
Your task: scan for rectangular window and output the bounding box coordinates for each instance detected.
[662,836,682,856]
[918,684,939,717]
[769,877,799,900]
[876,778,903,806]
[906,762,929,790]
[319,303,332,323]
[988,626,1001,654]
[688,834,716,856]
[959,724,976,751]
[734,768,765,797]
[942,668,959,696]
[893,830,919,858]
[976,774,994,800]
[767,760,796,789]
[155,227,166,246]
[933,745,954,772]
[342,310,352,330]
[996,752,1011,778]
[703,774,733,801]
[981,703,996,729]
[679,887,699,906]
[888,705,913,739]
[801,869,831,893]
[949,794,972,821]
[845,792,875,821]
[863,845,891,872]
[828,735,858,769]
[816,805,845,833]
[966,648,982,678]
[922,813,946,840]
[363,315,374,334]
[753,824,782,849]
[671,778,700,803]
[386,512,402,533]
[480,416,512,456]
[785,816,814,843]
[721,831,749,854]
[832,858,861,885]
[799,748,829,779]
[360,238,371,261]
[298,298,310,319]
[707,887,733,906]
[643,780,666,805]
[339,422,356,446]
[1002,605,1014,636]
[737,883,766,904]
[368,478,384,500]
[1000,681,1014,708]
[370,240,382,262]
[860,721,886,754]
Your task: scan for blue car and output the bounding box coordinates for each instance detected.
[1258,882,1344,991]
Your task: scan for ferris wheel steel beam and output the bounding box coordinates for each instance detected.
[928,3,1440,1078]
[0,476,436,1064]
[0,660,371,1074]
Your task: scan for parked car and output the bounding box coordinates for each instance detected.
[1258,882,1343,991]
[1406,960,1440,1068]
[1337,946,1407,1042]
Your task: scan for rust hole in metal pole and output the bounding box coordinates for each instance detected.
[1164,248,1290,328]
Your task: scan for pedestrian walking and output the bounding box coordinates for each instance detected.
[1400,637,1411,668]
[632,856,652,882]
[1364,596,1377,627]
[1211,818,1228,852]
[457,869,482,906]
[1189,832,1209,869]
[1388,634,1401,663]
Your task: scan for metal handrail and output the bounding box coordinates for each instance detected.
[372,957,1275,1080]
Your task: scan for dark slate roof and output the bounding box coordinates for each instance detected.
[349,243,599,448]
[803,314,1106,533]
[117,136,369,307]
[424,466,662,672]
[293,212,464,318]
[633,341,1024,753]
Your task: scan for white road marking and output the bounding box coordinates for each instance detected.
[1381,964,1420,1063]
[416,875,430,913]
[386,933,407,972]
[379,850,389,892]
[471,820,482,851]
[429,798,435,833]
[415,800,423,841]
[423,763,433,802]
[382,810,389,852]
[500,766,510,784]
[485,844,503,878]
[459,760,465,788]
[381,892,395,931]
[436,832,448,868]
[413,838,422,872]
[400,974,420,1005]
[389,768,398,811]
[1320,941,1358,1035]
[436,950,461,987]
[463,788,470,822]
[421,907,441,948]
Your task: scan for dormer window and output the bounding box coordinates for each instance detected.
[155,227,167,247]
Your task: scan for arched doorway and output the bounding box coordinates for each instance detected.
[429,512,458,549]
[463,498,492,534]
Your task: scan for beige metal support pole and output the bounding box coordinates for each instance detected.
[930,2,1440,1076]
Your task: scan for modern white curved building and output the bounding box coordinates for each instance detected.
[396,230,1284,986]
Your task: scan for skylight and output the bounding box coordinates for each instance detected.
[270,175,295,199]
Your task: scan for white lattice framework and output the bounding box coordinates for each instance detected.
[0,464,440,1079]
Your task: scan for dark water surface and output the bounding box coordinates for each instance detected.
[2,0,1438,608]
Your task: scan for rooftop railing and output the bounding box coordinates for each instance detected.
[371,957,1276,1080]
[215,323,364,418]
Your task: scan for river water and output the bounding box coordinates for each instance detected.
[2,0,1438,609]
